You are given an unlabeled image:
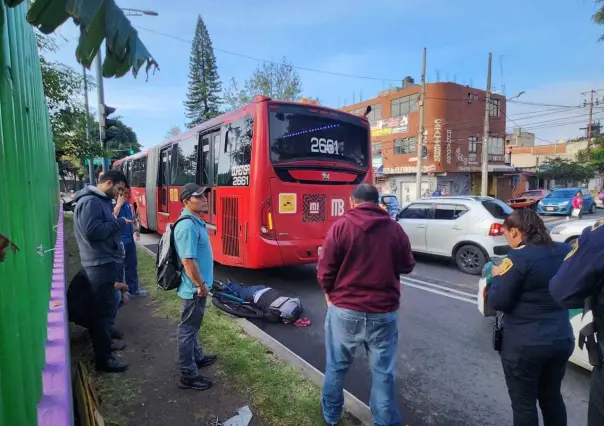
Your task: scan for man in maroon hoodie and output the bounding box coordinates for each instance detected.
[317,184,415,426]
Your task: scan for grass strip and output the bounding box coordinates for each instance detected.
[65,215,361,426]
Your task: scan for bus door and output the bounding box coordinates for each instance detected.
[158,146,172,216]
[199,131,218,234]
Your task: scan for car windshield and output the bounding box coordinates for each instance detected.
[548,189,577,198]
[520,191,542,197]
[482,199,512,219]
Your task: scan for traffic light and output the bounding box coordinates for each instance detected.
[101,104,119,142]
[129,148,135,155]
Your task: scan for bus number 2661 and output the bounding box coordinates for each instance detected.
[311,137,342,155]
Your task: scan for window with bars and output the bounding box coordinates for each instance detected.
[391,94,420,117]
[468,136,479,153]
[393,137,417,155]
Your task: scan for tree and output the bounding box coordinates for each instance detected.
[165,125,182,139]
[184,15,221,128]
[577,137,604,176]
[37,33,103,179]
[537,158,595,187]
[594,1,604,40]
[223,57,303,110]
[89,117,141,161]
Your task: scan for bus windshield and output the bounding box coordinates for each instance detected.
[269,104,369,168]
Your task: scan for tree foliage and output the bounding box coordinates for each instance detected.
[165,125,182,139]
[223,57,303,110]
[184,15,222,128]
[577,137,604,177]
[594,0,604,40]
[537,157,595,187]
[89,117,141,162]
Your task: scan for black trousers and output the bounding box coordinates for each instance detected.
[500,339,574,426]
[85,263,119,367]
[588,364,604,426]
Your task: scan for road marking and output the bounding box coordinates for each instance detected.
[405,276,478,298]
[401,276,477,305]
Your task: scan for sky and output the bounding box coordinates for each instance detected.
[47,0,604,149]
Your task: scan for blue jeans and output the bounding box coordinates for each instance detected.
[225,282,266,302]
[322,305,401,426]
[110,289,121,328]
[178,295,207,378]
[123,241,139,294]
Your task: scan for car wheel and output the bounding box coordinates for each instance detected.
[590,203,596,214]
[455,244,487,275]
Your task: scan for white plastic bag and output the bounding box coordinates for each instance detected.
[571,208,581,217]
[477,277,496,317]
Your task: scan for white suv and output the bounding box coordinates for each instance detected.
[396,196,512,275]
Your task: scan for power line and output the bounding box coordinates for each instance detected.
[136,26,401,82]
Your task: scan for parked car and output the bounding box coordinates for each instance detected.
[379,194,401,218]
[395,196,511,275]
[537,187,596,216]
[549,218,599,245]
[507,189,550,210]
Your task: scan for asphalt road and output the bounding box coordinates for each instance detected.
[140,214,595,426]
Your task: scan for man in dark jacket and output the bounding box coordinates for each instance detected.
[74,170,131,373]
[317,183,415,426]
[550,219,604,426]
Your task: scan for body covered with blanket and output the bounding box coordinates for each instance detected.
[218,280,302,323]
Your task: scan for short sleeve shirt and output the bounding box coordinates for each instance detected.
[173,209,214,299]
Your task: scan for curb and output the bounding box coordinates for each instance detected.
[137,242,373,426]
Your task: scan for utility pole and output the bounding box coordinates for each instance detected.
[95,53,109,173]
[588,89,595,152]
[83,65,95,185]
[415,47,427,200]
[481,52,492,197]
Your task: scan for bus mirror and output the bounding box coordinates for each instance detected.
[363,105,372,118]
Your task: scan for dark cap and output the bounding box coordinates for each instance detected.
[180,183,209,202]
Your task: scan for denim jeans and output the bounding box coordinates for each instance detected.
[178,295,207,378]
[322,305,401,426]
[226,282,266,302]
[110,289,122,327]
[123,241,139,294]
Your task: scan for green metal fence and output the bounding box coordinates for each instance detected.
[0,1,59,425]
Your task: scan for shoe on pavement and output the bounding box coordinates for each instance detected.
[196,354,217,368]
[110,327,124,340]
[178,375,213,391]
[111,341,127,351]
[96,357,128,373]
[130,289,149,297]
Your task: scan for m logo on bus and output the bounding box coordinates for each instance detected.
[331,199,345,216]
[322,172,330,181]
[303,194,326,222]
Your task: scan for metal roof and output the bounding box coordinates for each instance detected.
[7,0,158,79]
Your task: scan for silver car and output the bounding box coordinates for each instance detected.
[396,196,512,275]
[550,218,599,245]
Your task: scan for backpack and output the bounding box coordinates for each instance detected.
[156,216,194,291]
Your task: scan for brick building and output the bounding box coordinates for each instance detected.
[342,80,515,202]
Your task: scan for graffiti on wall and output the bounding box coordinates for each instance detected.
[371,116,408,137]
[446,129,452,164]
[456,147,481,172]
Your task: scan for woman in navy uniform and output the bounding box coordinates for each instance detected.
[550,218,604,426]
[487,208,574,426]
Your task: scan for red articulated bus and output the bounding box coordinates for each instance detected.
[113,96,372,268]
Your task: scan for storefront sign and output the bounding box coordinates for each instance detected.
[371,128,392,137]
[446,129,452,164]
[488,155,505,162]
[433,119,442,163]
[458,166,481,172]
[383,164,436,174]
[371,116,408,134]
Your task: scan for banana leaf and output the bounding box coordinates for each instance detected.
[5,0,158,79]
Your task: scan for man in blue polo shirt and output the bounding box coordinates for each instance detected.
[174,183,217,391]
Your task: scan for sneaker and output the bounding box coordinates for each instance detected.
[96,357,128,373]
[130,289,149,298]
[178,375,213,391]
[111,341,127,351]
[110,327,124,339]
[196,354,217,368]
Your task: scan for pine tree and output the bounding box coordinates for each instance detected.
[184,15,222,128]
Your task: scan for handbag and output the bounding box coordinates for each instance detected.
[572,208,581,217]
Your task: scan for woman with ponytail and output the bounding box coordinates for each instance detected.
[486,208,574,426]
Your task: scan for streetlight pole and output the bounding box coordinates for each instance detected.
[83,65,95,184]
[480,53,492,197]
[96,8,159,173]
[415,48,427,200]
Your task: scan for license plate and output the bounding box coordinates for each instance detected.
[546,207,554,211]
[318,246,323,256]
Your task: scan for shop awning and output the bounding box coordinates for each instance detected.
[6,0,159,79]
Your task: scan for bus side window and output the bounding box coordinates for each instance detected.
[200,137,210,187]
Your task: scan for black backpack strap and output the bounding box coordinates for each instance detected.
[169,216,194,265]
